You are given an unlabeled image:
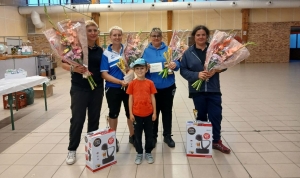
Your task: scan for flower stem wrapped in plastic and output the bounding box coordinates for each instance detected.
[43,6,97,90]
[159,30,188,78]
[159,48,172,78]
[192,30,255,91]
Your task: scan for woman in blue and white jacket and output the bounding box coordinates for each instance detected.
[180,25,230,154]
[143,27,180,148]
[100,26,135,152]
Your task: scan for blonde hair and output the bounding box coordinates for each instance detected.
[109,26,123,35]
[85,20,99,28]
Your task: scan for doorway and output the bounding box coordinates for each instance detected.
[290,26,300,60]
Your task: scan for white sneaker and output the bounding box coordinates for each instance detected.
[66,151,76,165]
[135,154,143,165]
[145,153,154,164]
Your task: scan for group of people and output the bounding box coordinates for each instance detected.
[62,20,231,166]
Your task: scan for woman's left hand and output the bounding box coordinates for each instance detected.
[206,69,222,79]
[206,70,217,79]
[168,62,176,70]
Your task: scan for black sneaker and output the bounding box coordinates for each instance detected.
[164,135,175,148]
[129,135,134,144]
[116,139,120,152]
[152,138,157,148]
[129,135,135,147]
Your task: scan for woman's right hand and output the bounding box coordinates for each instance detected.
[120,80,128,87]
[198,71,208,80]
[73,65,87,74]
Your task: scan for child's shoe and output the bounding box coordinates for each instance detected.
[145,153,154,164]
[135,154,143,165]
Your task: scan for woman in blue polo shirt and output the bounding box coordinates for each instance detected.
[100,26,135,152]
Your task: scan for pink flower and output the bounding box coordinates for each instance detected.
[67,36,74,43]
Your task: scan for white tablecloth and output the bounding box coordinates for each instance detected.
[0,76,48,96]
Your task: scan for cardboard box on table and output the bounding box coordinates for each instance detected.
[186,121,213,158]
[84,129,117,172]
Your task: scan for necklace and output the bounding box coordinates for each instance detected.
[88,44,96,49]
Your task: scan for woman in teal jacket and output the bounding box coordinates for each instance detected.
[143,27,180,148]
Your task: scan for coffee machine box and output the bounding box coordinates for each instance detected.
[186,121,213,158]
[84,129,117,172]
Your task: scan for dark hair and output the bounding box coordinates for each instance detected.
[191,25,210,38]
[133,64,146,68]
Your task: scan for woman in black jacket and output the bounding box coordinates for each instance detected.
[62,20,104,164]
[180,25,230,154]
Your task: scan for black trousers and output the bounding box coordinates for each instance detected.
[153,84,176,138]
[68,86,104,151]
[134,114,153,154]
[193,93,222,143]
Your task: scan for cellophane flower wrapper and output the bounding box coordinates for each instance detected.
[121,32,148,83]
[159,30,188,78]
[56,19,89,66]
[204,30,250,71]
[192,30,252,91]
[43,18,97,90]
[123,32,148,67]
[169,30,189,61]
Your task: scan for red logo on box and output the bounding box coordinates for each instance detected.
[108,136,114,144]
[203,133,210,140]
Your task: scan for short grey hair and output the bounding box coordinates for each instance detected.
[150,27,162,36]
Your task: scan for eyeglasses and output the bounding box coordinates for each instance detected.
[151,35,162,38]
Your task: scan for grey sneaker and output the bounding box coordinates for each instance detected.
[66,151,76,165]
[135,154,143,165]
[145,153,154,164]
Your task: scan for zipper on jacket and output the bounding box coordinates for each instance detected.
[192,51,208,92]
[192,52,202,66]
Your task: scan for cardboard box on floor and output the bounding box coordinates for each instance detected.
[186,121,213,158]
[33,84,54,98]
[84,128,117,172]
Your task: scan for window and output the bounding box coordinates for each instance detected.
[298,34,300,48]
[290,34,300,49]
[290,34,297,49]
[27,0,70,6]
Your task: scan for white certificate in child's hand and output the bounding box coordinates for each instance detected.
[150,63,163,73]
[123,72,134,83]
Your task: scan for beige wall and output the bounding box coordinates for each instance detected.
[29,7,300,63]
[250,8,300,22]
[0,6,28,42]
[33,8,300,32]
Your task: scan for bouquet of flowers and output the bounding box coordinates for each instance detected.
[117,31,148,83]
[43,6,97,90]
[123,31,148,67]
[159,30,188,78]
[192,30,255,91]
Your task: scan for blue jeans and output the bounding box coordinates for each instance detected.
[192,93,222,143]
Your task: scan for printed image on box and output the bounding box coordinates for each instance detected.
[84,129,117,172]
[186,121,213,158]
